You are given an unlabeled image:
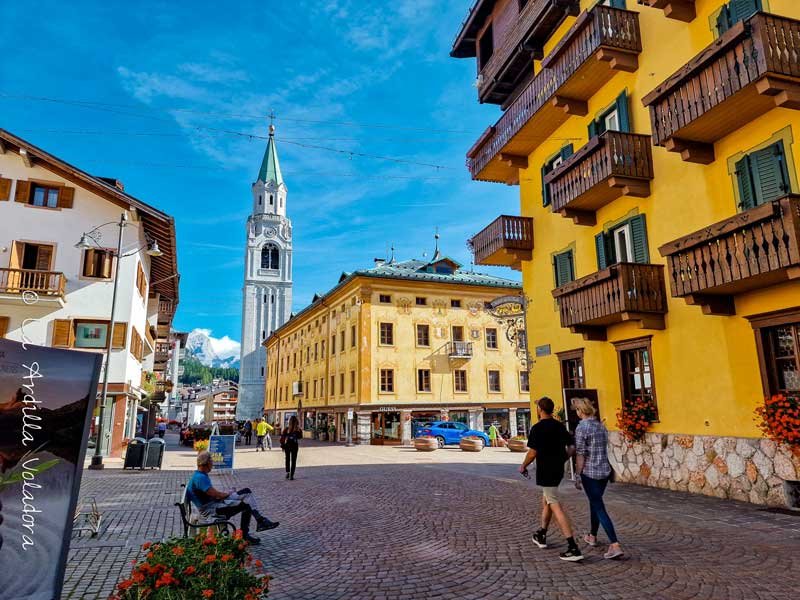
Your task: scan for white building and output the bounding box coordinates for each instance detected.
[237,125,292,419]
[0,128,179,457]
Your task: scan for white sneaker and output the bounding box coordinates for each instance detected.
[604,546,624,560]
[583,534,597,547]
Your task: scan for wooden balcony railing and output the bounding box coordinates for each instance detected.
[0,268,66,298]
[154,351,170,363]
[552,263,667,340]
[468,5,641,183]
[658,195,800,315]
[477,0,580,105]
[546,131,654,226]
[446,341,473,358]
[469,215,534,270]
[637,0,696,22]
[643,12,800,164]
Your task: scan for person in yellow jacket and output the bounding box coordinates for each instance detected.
[256,418,274,452]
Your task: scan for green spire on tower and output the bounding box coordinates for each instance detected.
[257,115,283,185]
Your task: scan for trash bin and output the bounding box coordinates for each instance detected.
[123,438,147,470]
[143,438,166,469]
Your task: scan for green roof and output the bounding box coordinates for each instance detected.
[257,128,283,185]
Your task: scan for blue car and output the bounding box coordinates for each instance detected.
[416,421,490,448]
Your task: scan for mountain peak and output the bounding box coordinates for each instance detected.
[186,328,241,369]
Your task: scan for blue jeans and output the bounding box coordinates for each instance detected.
[580,474,618,544]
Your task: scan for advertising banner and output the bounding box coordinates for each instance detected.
[208,434,236,470]
[0,338,102,600]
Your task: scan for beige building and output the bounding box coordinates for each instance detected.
[265,252,529,444]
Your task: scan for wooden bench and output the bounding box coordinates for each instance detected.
[176,485,235,538]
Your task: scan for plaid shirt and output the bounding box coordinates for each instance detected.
[575,417,612,480]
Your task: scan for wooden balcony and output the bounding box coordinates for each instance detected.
[643,13,800,164]
[154,351,170,364]
[467,6,641,183]
[446,341,474,358]
[469,215,534,270]
[0,268,66,298]
[157,300,175,324]
[637,0,695,22]
[552,263,667,340]
[475,0,580,105]
[658,195,800,315]
[546,132,654,226]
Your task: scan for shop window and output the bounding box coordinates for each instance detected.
[519,370,530,393]
[588,91,631,138]
[416,324,430,347]
[541,145,574,207]
[451,325,464,342]
[380,368,395,393]
[735,140,791,210]
[614,337,659,421]
[716,0,761,37]
[417,369,431,392]
[595,215,649,270]
[553,250,575,287]
[485,328,498,349]
[488,370,502,392]
[379,322,394,345]
[558,349,586,389]
[454,369,468,393]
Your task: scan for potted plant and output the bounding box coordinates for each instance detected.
[755,393,800,509]
[112,530,269,599]
[413,436,438,452]
[459,435,484,452]
[507,436,528,453]
[193,439,209,453]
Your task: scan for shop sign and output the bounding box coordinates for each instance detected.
[377,406,397,412]
[347,408,354,420]
[535,344,551,357]
[0,338,102,600]
[208,434,236,470]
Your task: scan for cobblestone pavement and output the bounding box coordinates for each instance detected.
[64,435,800,599]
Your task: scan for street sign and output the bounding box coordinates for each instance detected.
[347,408,354,420]
[208,434,236,470]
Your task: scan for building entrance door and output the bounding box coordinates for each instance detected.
[371,411,401,445]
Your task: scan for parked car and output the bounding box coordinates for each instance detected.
[415,421,490,448]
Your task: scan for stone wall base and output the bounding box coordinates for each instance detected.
[607,432,800,507]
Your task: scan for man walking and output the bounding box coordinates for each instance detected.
[519,396,583,562]
[256,418,273,451]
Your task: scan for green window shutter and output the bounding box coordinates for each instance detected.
[541,163,552,207]
[588,119,599,139]
[610,0,626,8]
[629,214,650,264]
[728,0,760,25]
[560,144,574,161]
[554,251,575,287]
[595,232,609,270]
[735,155,757,210]
[749,141,790,205]
[716,6,732,35]
[615,92,631,133]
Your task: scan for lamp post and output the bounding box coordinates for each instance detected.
[77,212,162,470]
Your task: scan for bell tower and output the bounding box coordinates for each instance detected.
[237,122,293,420]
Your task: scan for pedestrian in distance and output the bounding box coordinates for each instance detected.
[519,396,583,562]
[488,422,500,447]
[255,418,268,452]
[572,397,624,560]
[261,419,274,450]
[280,415,302,480]
[243,420,253,446]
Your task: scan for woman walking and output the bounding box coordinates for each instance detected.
[573,398,624,559]
[281,415,302,480]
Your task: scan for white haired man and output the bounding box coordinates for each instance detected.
[186,451,279,544]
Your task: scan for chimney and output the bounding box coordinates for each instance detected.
[374,258,386,267]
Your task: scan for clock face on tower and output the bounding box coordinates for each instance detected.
[265,227,277,238]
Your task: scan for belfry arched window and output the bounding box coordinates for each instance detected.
[261,243,280,270]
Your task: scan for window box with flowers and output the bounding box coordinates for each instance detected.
[615,397,657,444]
[755,394,800,509]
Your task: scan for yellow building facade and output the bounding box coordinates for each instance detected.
[454,0,800,505]
[264,256,531,445]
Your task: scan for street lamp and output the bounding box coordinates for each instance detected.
[77,212,162,470]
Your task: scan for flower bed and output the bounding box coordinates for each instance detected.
[616,397,656,443]
[112,530,268,599]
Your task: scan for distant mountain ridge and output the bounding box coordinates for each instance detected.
[185,328,240,369]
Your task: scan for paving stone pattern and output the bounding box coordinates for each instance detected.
[63,443,799,600]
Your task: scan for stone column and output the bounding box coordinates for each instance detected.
[401,409,413,445]
[508,408,518,436]
[356,411,371,445]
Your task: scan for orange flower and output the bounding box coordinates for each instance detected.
[142,542,152,550]
[233,529,243,540]
[118,580,134,591]
[221,553,233,563]
[254,559,263,568]
[184,566,196,575]
[202,590,214,598]
[172,546,185,556]
[203,554,216,564]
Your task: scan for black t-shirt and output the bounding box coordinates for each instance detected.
[527,418,573,487]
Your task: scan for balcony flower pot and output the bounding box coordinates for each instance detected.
[507,439,528,453]
[459,437,484,452]
[784,480,800,510]
[413,437,438,452]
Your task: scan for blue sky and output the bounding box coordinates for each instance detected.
[0,0,520,344]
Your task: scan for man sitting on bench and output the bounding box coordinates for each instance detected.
[186,451,279,544]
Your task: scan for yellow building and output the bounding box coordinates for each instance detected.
[453,0,800,505]
[264,252,531,445]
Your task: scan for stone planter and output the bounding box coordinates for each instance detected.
[413,437,438,452]
[784,480,800,510]
[507,439,528,453]
[459,438,484,452]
